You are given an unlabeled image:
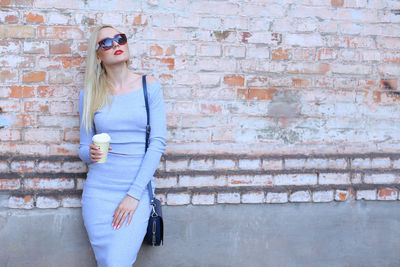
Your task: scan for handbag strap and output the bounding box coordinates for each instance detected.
[142,75,155,203]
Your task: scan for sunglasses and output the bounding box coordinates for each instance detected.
[96,33,127,51]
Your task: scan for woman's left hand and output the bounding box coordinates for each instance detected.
[112,195,139,230]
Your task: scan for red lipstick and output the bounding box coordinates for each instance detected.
[114,50,123,55]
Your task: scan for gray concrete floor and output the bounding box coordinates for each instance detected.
[1,201,399,267]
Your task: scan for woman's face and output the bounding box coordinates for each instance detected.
[96,27,130,67]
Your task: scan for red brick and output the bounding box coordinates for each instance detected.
[5,14,18,23]
[50,41,71,54]
[200,103,222,114]
[24,12,44,23]
[292,78,311,87]
[331,0,344,7]
[237,88,277,100]
[22,71,45,82]
[223,75,244,87]
[0,0,11,7]
[271,47,290,60]
[9,85,35,98]
[378,188,398,200]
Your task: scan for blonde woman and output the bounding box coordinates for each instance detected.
[78,25,166,266]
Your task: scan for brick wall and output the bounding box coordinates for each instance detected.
[1,0,400,208]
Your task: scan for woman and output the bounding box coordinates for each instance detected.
[78,25,166,266]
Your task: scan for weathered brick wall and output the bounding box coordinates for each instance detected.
[1,0,400,209]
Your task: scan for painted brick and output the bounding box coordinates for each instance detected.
[335,189,355,201]
[189,159,213,170]
[0,161,9,172]
[356,190,377,200]
[154,177,177,188]
[266,192,288,203]
[11,161,35,173]
[23,41,48,54]
[36,195,60,208]
[319,173,350,184]
[238,159,260,170]
[217,192,240,204]
[37,161,62,173]
[8,195,34,209]
[371,158,391,168]
[76,178,85,190]
[289,191,311,202]
[192,193,215,205]
[0,25,35,38]
[262,159,282,170]
[242,191,264,203]
[62,161,87,173]
[377,188,398,201]
[24,178,74,190]
[214,159,236,170]
[351,173,363,184]
[229,175,273,186]
[179,175,218,187]
[364,173,398,184]
[274,174,317,185]
[166,192,190,205]
[312,190,334,202]
[0,179,20,190]
[61,195,81,207]
[284,158,306,169]
[0,129,21,141]
[24,128,61,143]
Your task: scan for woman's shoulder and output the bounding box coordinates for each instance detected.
[146,75,162,92]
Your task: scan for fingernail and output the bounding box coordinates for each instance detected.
[117,225,120,229]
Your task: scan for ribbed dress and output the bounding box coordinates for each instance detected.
[78,80,166,267]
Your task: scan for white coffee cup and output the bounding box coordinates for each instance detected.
[92,133,111,163]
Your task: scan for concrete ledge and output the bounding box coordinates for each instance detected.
[1,201,400,266]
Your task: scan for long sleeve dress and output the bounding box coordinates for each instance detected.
[78,79,166,267]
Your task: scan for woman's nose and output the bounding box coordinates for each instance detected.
[112,40,119,47]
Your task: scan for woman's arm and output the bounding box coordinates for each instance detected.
[127,79,167,200]
[78,89,94,164]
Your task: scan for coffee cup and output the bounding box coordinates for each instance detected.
[92,133,111,163]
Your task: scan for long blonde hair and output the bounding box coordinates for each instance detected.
[81,25,129,134]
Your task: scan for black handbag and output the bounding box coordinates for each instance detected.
[142,75,164,246]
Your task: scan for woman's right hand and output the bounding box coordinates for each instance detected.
[89,143,112,162]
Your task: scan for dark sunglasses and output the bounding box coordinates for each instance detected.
[96,33,127,51]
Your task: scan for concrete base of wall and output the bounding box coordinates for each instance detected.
[1,201,399,267]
